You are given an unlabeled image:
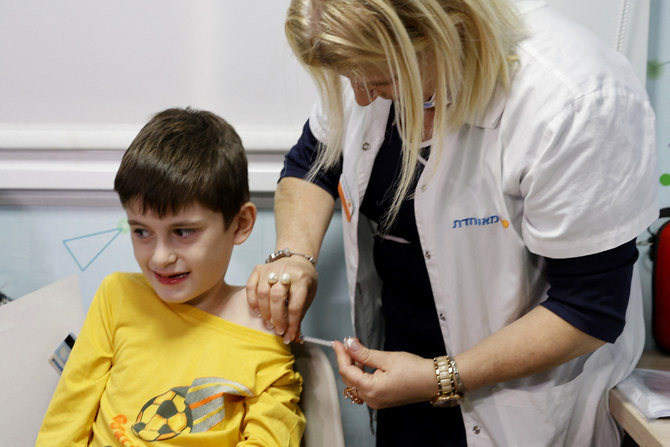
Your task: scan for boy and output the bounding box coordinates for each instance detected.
[36,108,305,446]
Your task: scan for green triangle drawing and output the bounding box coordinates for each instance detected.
[63,228,122,271]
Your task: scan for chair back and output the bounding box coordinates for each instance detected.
[0,275,84,446]
[292,342,346,447]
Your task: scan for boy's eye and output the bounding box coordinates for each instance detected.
[132,228,149,238]
[175,229,194,237]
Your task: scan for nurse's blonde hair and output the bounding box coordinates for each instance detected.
[286,0,525,229]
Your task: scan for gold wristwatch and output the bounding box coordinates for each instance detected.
[430,355,464,408]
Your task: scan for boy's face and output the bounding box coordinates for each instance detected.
[125,201,239,308]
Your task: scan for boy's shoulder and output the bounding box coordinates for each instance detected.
[96,272,153,304]
[216,286,277,336]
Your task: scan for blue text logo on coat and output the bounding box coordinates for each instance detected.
[452,215,509,229]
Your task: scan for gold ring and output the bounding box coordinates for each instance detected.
[267,272,278,284]
[343,387,364,405]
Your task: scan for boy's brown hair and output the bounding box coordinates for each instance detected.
[114,107,249,228]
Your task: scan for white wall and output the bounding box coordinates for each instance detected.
[0,0,649,196]
[546,0,649,81]
[0,1,316,193]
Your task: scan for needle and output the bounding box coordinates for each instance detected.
[299,335,334,348]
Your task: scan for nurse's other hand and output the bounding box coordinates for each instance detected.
[333,337,437,409]
[246,257,317,343]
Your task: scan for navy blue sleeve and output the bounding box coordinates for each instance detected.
[540,239,638,343]
[280,120,341,199]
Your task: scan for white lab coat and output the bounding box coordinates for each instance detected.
[308,1,657,445]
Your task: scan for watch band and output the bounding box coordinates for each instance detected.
[430,355,464,408]
[265,248,316,266]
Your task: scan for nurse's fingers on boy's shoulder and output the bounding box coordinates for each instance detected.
[245,268,262,311]
[283,282,310,342]
[268,283,290,335]
[245,265,275,325]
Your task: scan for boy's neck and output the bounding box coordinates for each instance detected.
[190,282,237,316]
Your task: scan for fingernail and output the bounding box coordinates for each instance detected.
[266,321,275,330]
[284,334,292,345]
[344,337,360,351]
[276,327,285,336]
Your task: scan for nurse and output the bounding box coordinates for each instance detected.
[246,0,658,445]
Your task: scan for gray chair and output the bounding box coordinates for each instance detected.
[292,342,346,447]
[0,275,85,446]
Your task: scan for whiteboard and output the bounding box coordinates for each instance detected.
[0,0,315,146]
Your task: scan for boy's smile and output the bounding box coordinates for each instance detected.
[125,201,240,309]
[154,272,190,285]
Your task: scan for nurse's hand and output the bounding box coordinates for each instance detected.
[246,256,318,344]
[333,337,437,409]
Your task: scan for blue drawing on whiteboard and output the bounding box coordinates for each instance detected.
[63,228,123,271]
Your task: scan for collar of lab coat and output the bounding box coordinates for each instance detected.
[468,84,508,129]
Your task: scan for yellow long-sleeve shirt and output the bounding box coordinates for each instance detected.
[36,272,305,446]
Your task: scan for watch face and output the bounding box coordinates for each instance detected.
[430,394,463,408]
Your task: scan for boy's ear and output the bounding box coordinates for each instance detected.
[232,202,257,245]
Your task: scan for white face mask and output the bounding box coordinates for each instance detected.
[423,94,435,109]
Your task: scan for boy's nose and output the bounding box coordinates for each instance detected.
[151,242,177,267]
